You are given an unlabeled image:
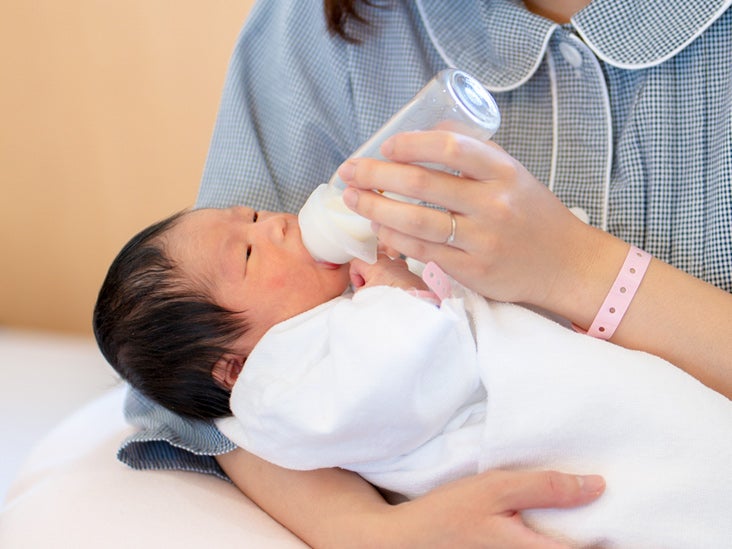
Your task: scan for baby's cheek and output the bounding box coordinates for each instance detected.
[262,274,291,292]
[263,273,325,302]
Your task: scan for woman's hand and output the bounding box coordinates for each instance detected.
[339,131,623,316]
[217,448,605,549]
[385,468,605,549]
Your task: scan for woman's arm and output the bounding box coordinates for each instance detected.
[216,448,604,549]
[338,131,732,398]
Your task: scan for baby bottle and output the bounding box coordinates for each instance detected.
[298,69,501,264]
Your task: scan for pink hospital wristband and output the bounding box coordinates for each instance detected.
[576,245,652,340]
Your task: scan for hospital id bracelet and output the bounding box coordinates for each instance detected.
[578,245,652,340]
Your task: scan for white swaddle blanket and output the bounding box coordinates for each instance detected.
[218,285,732,548]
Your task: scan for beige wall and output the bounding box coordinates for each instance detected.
[1,1,255,335]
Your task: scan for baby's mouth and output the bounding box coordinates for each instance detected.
[316,260,342,270]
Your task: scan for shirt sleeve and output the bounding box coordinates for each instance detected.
[117,387,236,479]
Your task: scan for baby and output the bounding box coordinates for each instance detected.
[94,206,427,419]
[95,206,732,549]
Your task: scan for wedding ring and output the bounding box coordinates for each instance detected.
[444,211,457,245]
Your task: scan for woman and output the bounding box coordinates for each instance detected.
[120,0,732,546]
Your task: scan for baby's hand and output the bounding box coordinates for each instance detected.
[350,254,427,292]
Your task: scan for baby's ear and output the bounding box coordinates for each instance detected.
[212,355,244,390]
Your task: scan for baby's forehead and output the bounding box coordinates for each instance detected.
[166,209,240,293]
[166,209,215,242]
[163,213,211,271]
[160,215,193,255]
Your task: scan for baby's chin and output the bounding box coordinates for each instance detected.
[318,260,351,294]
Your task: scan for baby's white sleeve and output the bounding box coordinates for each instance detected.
[218,286,479,471]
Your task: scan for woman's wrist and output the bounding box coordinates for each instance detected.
[543,226,630,331]
[577,245,652,339]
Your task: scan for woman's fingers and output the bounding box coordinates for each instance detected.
[397,468,605,548]
[343,185,459,245]
[339,155,476,213]
[381,130,513,182]
[493,470,606,511]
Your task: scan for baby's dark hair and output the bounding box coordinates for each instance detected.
[93,210,248,420]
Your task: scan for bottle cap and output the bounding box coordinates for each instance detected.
[449,70,501,135]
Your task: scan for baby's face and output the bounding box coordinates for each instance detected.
[167,206,351,352]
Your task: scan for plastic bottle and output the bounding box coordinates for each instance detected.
[298,69,501,264]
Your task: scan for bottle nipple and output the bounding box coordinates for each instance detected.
[298,184,378,264]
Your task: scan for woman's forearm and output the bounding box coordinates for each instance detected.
[615,254,732,398]
[558,227,732,399]
[216,449,393,548]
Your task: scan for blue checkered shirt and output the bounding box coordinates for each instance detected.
[118,0,732,478]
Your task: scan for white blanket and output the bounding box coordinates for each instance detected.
[219,286,732,548]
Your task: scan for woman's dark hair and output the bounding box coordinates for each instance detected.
[324,0,380,41]
[93,211,248,420]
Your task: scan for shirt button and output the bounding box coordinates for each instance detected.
[559,42,583,68]
[569,206,590,224]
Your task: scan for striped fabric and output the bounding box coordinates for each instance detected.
[119,0,732,477]
[118,388,235,480]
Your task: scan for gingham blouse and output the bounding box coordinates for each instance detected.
[119,0,732,477]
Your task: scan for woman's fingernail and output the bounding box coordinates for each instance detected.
[342,187,358,209]
[578,475,605,495]
[381,136,394,157]
[338,160,356,181]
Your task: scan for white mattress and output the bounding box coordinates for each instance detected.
[0,329,119,504]
[0,385,306,548]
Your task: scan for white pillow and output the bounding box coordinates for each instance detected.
[0,386,306,548]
